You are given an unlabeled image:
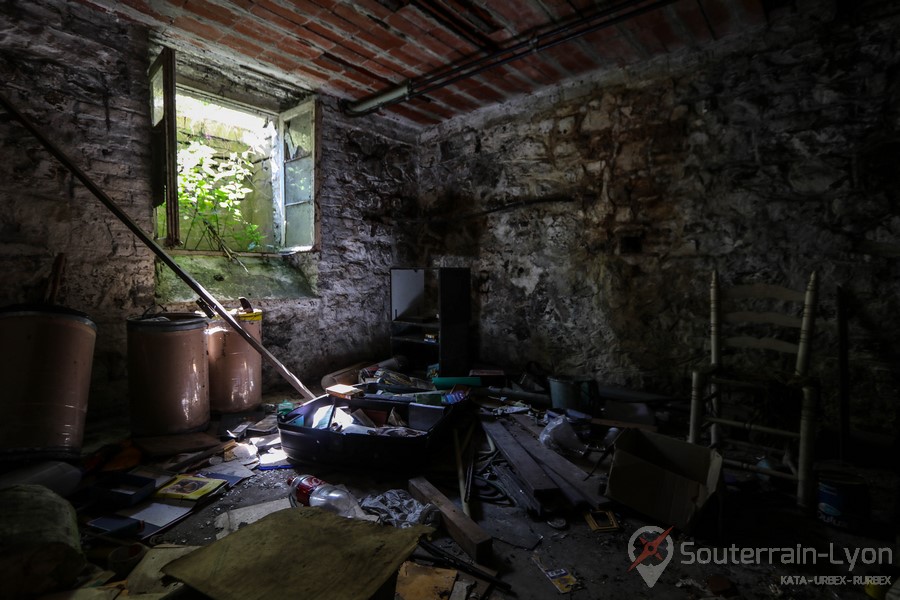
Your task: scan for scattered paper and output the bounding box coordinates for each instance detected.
[258,448,289,466]
[532,553,579,593]
[214,498,292,539]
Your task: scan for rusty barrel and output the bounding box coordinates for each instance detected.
[127,313,209,436]
[207,308,263,413]
[0,305,96,459]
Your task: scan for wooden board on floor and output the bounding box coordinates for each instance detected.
[492,464,543,516]
[480,418,558,503]
[396,561,457,600]
[408,476,492,564]
[505,416,608,509]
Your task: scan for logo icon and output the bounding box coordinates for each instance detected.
[627,525,675,588]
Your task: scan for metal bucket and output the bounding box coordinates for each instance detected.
[207,308,263,414]
[547,375,598,413]
[0,305,96,459]
[127,313,209,436]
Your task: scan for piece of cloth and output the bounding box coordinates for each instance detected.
[360,489,440,529]
[163,506,432,600]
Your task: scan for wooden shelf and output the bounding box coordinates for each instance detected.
[393,318,440,330]
[391,335,440,345]
[390,267,470,377]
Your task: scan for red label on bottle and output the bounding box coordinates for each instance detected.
[291,475,325,506]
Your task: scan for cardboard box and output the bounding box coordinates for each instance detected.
[605,429,722,532]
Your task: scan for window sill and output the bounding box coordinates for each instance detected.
[155,252,316,302]
[166,247,314,258]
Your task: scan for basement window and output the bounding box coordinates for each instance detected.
[150,48,317,255]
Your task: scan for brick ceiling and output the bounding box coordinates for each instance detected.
[80,0,768,127]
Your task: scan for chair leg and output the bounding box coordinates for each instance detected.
[797,385,817,508]
[689,370,705,444]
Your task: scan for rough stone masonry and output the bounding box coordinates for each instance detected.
[412,0,900,434]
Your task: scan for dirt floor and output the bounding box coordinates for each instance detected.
[73,392,900,600]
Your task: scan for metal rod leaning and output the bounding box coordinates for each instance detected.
[0,92,316,401]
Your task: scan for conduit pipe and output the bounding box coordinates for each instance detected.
[343,0,679,116]
[0,92,317,402]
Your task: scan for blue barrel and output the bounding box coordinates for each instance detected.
[816,471,869,530]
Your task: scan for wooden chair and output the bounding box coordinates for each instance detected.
[688,271,819,507]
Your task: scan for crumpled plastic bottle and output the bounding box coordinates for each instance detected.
[287,474,367,519]
[539,415,589,456]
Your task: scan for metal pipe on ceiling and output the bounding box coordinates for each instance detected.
[342,0,679,117]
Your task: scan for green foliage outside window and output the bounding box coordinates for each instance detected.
[176,141,263,252]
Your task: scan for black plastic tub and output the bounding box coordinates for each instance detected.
[277,394,461,473]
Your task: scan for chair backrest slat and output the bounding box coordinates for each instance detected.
[724,335,800,355]
[710,270,818,377]
[723,283,805,302]
[723,311,803,328]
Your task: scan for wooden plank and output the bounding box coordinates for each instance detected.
[541,465,593,508]
[480,418,558,501]
[504,417,608,509]
[408,476,492,564]
[492,464,544,516]
[396,562,457,600]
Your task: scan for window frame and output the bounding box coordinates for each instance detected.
[151,48,318,255]
[148,47,179,247]
[278,99,319,252]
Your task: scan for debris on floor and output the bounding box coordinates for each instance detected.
[2,364,896,600]
[605,428,722,532]
[532,552,581,593]
[395,561,458,600]
[213,497,291,538]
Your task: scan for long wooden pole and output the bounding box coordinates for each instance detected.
[837,285,850,461]
[0,92,316,401]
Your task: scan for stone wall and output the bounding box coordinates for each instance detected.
[0,0,155,417]
[0,0,417,421]
[414,2,900,435]
[250,99,419,392]
[162,97,419,394]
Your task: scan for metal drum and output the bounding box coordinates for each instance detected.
[127,313,209,436]
[0,305,96,459]
[207,308,263,414]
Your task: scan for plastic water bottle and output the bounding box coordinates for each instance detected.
[287,475,363,518]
